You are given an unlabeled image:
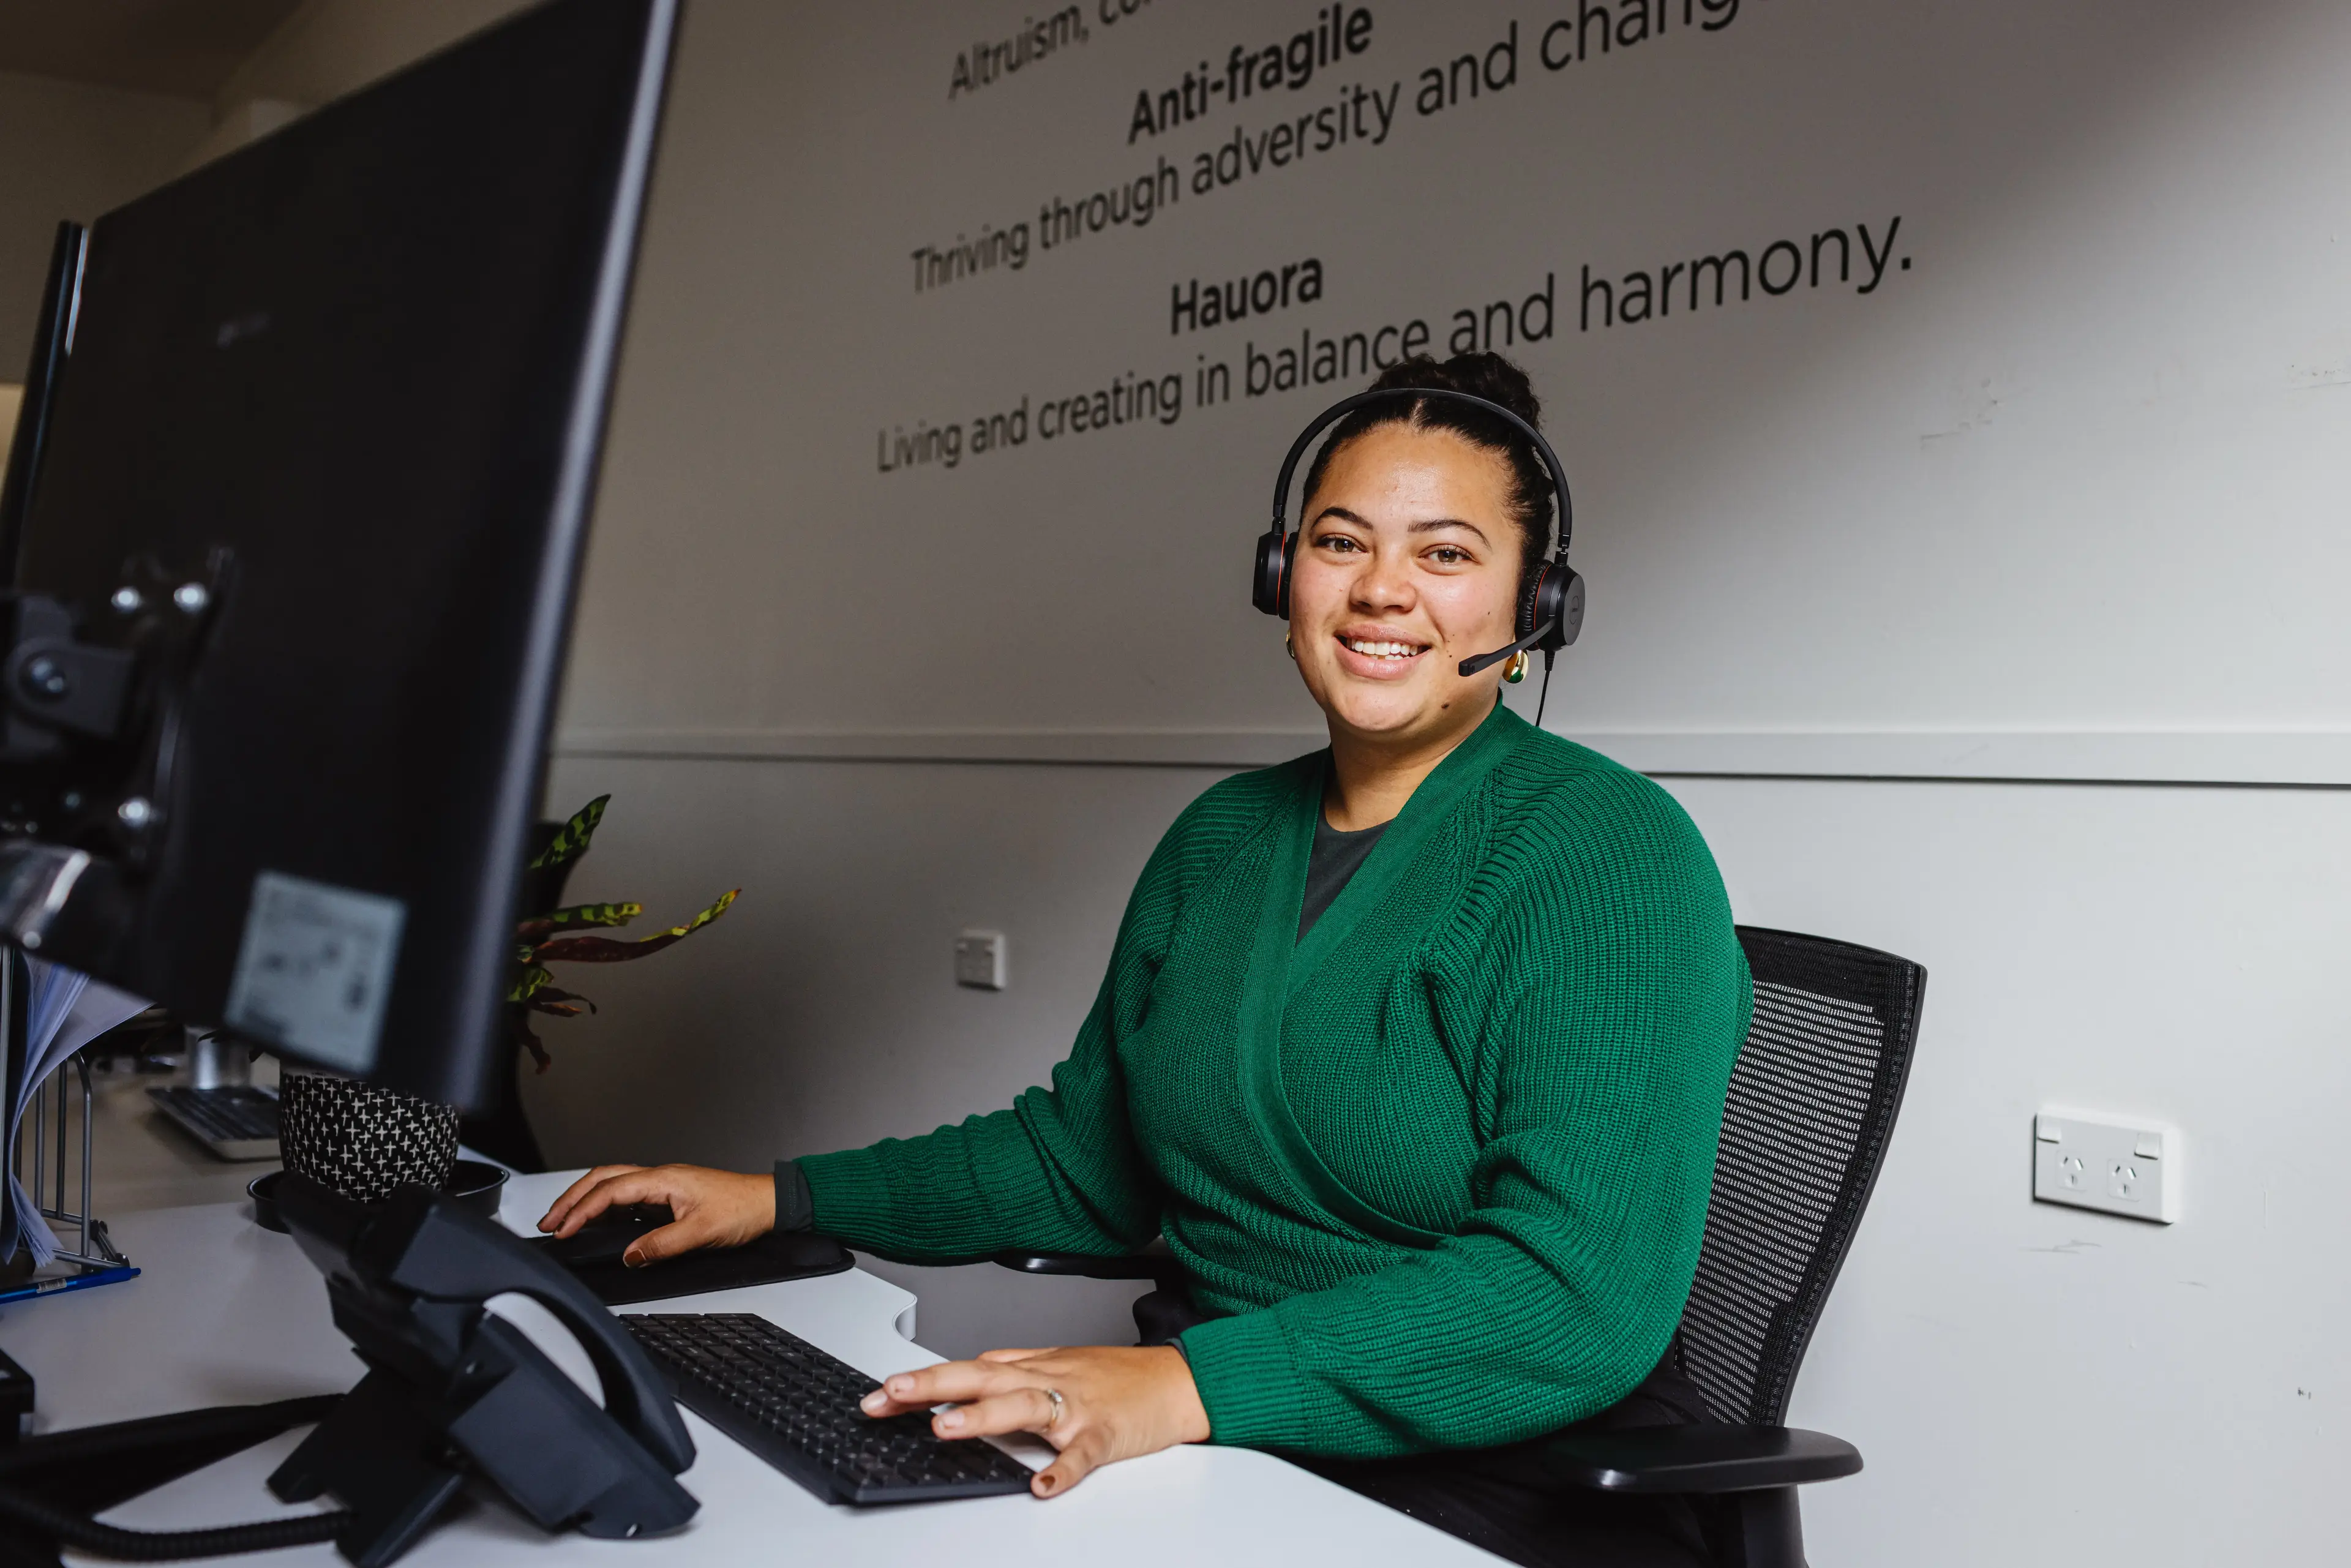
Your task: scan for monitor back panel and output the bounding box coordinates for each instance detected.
[12,0,675,1104]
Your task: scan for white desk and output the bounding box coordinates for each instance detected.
[1,1171,1498,1566]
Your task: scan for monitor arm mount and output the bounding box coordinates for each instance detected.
[0,552,231,966]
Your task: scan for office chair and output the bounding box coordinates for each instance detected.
[991,926,1925,1568]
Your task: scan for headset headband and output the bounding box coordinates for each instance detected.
[1268,386,1573,564]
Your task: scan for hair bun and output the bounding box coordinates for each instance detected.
[1368,351,1541,430]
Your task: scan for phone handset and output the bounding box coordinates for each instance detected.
[369,1187,694,1469]
[273,1174,697,1566]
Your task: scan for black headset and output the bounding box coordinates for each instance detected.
[1252,386,1584,679]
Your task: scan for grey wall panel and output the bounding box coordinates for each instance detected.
[533,753,2348,1560]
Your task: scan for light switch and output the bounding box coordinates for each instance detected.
[954,930,1007,991]
[2033,1111,2178,1223]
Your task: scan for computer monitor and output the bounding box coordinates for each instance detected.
[0,0,678,1108]
[0,221,83,590]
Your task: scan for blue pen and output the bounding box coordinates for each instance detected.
[0,1264,139,1305]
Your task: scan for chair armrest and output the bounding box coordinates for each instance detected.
[1523,1425,1862,1495]
[991,1239,1185,1289]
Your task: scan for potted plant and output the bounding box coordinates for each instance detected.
[466,795,737,1169]
[277,795,737,1193]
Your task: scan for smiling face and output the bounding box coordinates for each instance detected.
[1288,421,1528,750]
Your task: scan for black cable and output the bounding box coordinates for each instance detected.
[0,1484,350,1561]
[0,1396,342,1479]
[1534,648,1558,728]
[0,1394,352,1562]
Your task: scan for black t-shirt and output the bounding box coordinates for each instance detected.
[1297,813,1390,942]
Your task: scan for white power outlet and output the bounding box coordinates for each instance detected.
[2033,1111,2179,1223]
[954,930,1007,991]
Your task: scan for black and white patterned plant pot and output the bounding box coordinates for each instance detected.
[278,1071,460,1203]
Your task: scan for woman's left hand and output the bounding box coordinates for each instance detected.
[859,1344,1210,1497]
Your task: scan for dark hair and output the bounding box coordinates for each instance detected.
[1299,352,1554,593]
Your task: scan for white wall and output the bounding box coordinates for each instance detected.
[162,1,2351,1561]
[1663,775,2346,1564]
[563,0,2351,786]
[0,71,209,370]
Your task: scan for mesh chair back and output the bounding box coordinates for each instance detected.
[1678,927,1925,1425]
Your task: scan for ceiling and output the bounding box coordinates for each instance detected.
[0,0,303,99]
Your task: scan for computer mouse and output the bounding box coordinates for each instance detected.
[541,1203,675,1268]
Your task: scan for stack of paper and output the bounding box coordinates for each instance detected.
[1,961,151,1266]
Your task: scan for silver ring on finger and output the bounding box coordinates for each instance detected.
[1041,1387,1065,1429]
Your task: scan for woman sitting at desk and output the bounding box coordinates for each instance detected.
[541,353,1751,1568]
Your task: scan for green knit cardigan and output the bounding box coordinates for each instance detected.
[801,702,1752,1458]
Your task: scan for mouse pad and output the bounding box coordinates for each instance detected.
[552,1229,855,1305]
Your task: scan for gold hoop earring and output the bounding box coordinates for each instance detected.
[1284,635,1297,662]
[1504,651,1529,684]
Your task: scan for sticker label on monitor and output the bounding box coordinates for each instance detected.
[225,872,405,1073]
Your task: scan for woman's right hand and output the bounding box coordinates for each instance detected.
[537,1163,776,1266]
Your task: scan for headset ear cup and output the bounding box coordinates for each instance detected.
[1521,565,1585,651]
[1251,529,1290,617]
[1550,568,1586,649]
[1278,531,1299,618]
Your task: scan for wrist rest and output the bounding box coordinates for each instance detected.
[548,1229,853,1305]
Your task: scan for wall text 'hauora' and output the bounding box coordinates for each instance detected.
[1171,257,1324,335]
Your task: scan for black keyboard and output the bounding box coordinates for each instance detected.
[147,1084,280,1159]
[621,1313,1034,1504]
